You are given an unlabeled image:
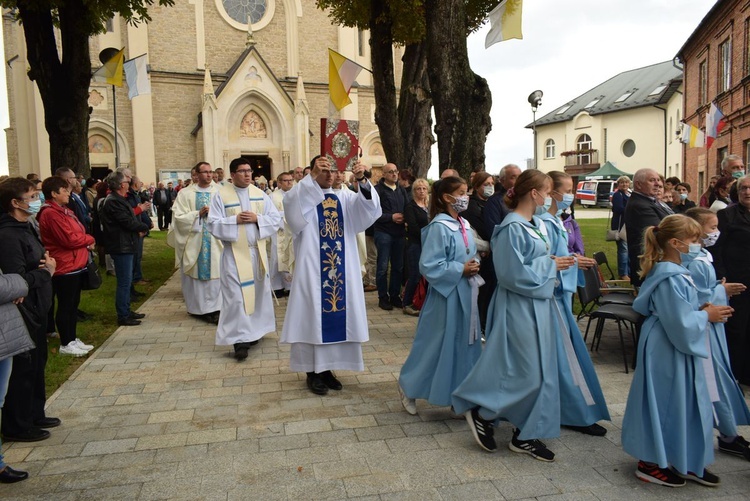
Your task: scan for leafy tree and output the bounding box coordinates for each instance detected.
[2,0,173,176]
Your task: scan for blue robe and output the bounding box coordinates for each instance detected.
[687,250,750,436]
[621,262,714,474]
[539,213,610,427]
[398,214,482,406]
[452,213,560,440]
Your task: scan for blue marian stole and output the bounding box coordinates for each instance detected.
[317,194,346,343]
[196,191,212,281]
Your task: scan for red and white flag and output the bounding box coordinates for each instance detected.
[706,102,727,149]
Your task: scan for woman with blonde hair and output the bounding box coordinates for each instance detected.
[453,169,575,462]
[622,215,733,487]
[402,178,430,315]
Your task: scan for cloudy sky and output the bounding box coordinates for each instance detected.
[0,1,717,176]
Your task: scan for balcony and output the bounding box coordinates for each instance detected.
[561,149,600,176]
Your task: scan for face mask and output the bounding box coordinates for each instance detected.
[703,230,720,247]
[677,241,702,266]
[556,193,575,212]
[38,192,45,204]
[482,186,494,198]
[679,193,688,201]
[23,199,42,215]
[732,171,744,179]
[534,194,552,216]
[80,180,86,187]
[449,194,469,213]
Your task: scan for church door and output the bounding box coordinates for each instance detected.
[242,155,272,184]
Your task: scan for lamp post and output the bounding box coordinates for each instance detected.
[528,90,543,169]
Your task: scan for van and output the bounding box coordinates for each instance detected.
[575,180,616,208]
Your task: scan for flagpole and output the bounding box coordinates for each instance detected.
[112,84,119,169]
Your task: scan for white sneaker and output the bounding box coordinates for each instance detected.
[60,343,89,357]
[73,339,94,351]
[398,385,417,415]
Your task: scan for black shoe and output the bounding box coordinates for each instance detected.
[234,347,249,361]
[33,417,61,429]
[273,289,288,298]
[465,407,496,452]
[76,309,92,321]
[118,318,142,326]
[129,311,146,320]
[378,299,394,311]
[306,373,329,395]
[674,468,720,487]
[718,435,750,457]
[2,428,50,442]
[565,423,607,436]
[636,461,685,487]
[131,290,145,299]
[0,466,29,484]
[203,313,219,325]
[319,370,342,390]
[509,428,555,462]
[390,297,403,308]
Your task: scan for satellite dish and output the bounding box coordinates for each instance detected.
[99,47,120,64]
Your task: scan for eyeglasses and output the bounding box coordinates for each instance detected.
[235,169,252,175]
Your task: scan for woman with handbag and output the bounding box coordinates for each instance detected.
[611,176,631,280]
[0,270,35,482]
[402,178,430,316]
[0,177,58,442]
[37,176,95,357]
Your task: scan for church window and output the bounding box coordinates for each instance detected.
[240,110,268,138]
[222,0,267,25]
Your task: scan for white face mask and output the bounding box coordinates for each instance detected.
[482,185,495,198]
[703,230,720,248]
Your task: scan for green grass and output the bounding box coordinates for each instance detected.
[45,231,176,395]
[578,217,618,277]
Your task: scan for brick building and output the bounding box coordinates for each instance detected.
[3,0,392,183]
[677,0,750,198]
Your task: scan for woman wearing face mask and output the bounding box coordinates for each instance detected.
[672,183,697,214]
[684,208,750,459]
[398,176,482,415]
[622,215,733,487]
[539,171,611,437]
[453,169,575,462]
[464,171,497,333]
[709,176,734,213]
[0,177,59,443]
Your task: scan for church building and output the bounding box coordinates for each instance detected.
[2,0,390,183]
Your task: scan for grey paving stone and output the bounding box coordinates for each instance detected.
[437,481,504,500]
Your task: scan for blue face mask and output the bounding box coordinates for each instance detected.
[732,170,745,179]
[535,195,552,216]
[38,192,45,204]
[556,193,575,212]
[24,199,42,215]
[678,241,702,266]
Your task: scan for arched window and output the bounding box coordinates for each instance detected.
[576,134,592,164]
[544,139,555,158]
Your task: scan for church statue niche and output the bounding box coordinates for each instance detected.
[88,134,113,153]
[240,110,268,138]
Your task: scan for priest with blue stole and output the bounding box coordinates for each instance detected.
[168,162,223,324]
[281,156,381,395]
[207,158,282,361]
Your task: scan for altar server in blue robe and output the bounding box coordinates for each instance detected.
[539,171,610,436]
[398,176,482,415]
[452,169,575,462]
[685,208,750,459]
[622,215,733,487]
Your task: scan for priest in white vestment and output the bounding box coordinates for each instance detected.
[269,171,295,295]
[333,170,368,278]
[207,158,282,361]
[167,162,223,323]
[281,157,381,395]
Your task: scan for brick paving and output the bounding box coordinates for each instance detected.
[2,272,749,500]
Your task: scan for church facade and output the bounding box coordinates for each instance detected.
[2,0,391,183]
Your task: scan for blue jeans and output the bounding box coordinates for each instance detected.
[0,357,12,470]
[374,232,405,300]
[112,253,135,320]
[402,244,422,307]
[616,239,629,278]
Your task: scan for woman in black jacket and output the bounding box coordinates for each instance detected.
[402,179,430,316]
[463,172,495,332]
[0,177,59,443]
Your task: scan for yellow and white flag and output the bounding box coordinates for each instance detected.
[328,49,366,111]
[485,0,523,48]
[92,48,124,87]
[681,123,705,148]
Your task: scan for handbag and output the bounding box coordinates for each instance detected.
[605,209,618,241]
[81,251,102,290]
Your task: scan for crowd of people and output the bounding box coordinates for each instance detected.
[2,156,750,489]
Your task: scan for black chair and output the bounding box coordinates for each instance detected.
[576,265,634,321]
[593,251,635,289]
[577,266,642,373]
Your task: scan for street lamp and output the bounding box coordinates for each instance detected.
[528,90,543,169]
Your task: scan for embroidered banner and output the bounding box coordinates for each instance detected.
[196,191,212,281]
[318,194,346,342]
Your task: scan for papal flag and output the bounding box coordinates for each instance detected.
[124,54,151,99]
[328,49,366,111]
[92,48,124,87]
[681,123,705,148]
[485,0,523,48]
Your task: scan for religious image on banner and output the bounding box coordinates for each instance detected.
[321,118,360,172]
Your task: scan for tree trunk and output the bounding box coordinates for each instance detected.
[368,0,404,168]
[18,0,92,177]
[398,42,433,179]
[424,0,492,180]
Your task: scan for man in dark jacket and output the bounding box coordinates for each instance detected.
[127,175,153,288]
[100,171,149,326]
[153,182,175,230]
[373,163,409,310]
[623,168,671,287]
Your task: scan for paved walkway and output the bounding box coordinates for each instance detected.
[3,273,749,500]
